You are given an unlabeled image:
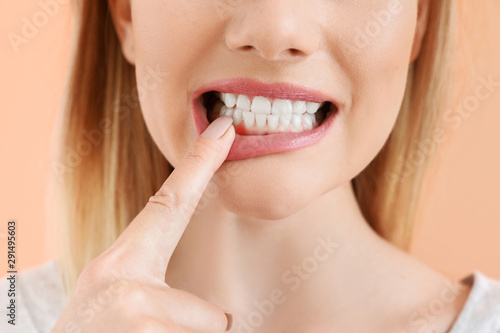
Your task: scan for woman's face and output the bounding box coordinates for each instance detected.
[113,0,427,219]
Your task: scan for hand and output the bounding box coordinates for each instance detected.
[53,116,235,333]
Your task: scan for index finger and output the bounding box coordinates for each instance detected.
[111,116,235,279]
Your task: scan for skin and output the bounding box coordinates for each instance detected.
[54,0,472,332]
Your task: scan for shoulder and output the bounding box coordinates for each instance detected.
[0,260,68,333]
[450,270,500,333]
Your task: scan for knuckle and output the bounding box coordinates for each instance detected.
[127,317,165,333]
[77,260,110,286]
[148,187,179,215]
[186,139,220,166]
[77,247,131,286]
[185,150,209,166]
[119,281,148,306]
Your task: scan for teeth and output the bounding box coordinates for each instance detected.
[236,95,251,111]
[255,114,267,129]
[267,114,279,131]
[233,108,243,125]
[279,114,292,130]
[292,101,307,114]
[251,96,272,115]
[291,114,302,131]
[221,93,237,108]
[302,113,315,130]
[272,99,293,115]
[242,110,255,129]
[306,102,323,114]
[220,105,234,117]
[214,92,327,132]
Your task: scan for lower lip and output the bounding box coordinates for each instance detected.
[192,99,337,160]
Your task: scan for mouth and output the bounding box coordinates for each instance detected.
[192,78,339,160]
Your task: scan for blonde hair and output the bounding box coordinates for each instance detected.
[56,0,457,294]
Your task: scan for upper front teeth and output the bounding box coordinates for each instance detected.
[236,95,251,111]
[218,92,325,132]
[272,99,292,115]
[252,96,272,114]
[221,93,236,108]
[221,92,323,115]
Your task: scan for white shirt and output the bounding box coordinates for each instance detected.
[1,261,500,332]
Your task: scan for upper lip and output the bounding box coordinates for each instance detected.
[193,77,337,106]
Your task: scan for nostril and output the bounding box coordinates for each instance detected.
[234,45,266,57]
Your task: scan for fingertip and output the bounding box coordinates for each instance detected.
[211,118,235,161]
[220,121,235,143]
[201,116,234,140]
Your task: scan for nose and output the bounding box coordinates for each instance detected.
[224,0,320,61]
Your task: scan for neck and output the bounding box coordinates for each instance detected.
[166,182,465,331]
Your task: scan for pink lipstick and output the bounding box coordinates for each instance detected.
[192,78,339,160]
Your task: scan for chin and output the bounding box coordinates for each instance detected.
[209,168,325,221]
[216,191,311,221]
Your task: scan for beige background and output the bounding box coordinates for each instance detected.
[1,2,499,280]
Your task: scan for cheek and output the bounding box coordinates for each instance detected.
[131,1,219,66]
[130,1,222,167]
[334,1,417,170]
[134,69,192,168]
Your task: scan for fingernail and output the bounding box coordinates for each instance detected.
[201,116,234,140]
[224,310,233,331]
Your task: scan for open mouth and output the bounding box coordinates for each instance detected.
[191,78,340,160]
[200,91,336,136]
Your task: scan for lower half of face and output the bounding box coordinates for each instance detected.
[132,0,418,220]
